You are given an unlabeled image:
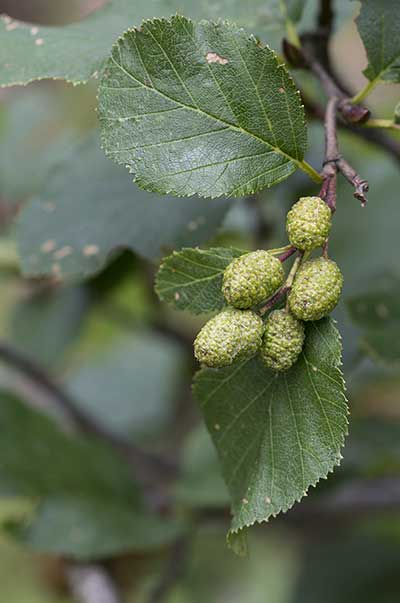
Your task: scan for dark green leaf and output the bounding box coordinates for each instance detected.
[10,286,89,370]
[98,17,317,199]
[155,247,244,314]
[356,0,400,84]
[194,319,348,539]
[16,496,182,559]
[0,0,306,88]
[347,276,400,366]
[0,393,181,558]
[0,393,138,500]
[66,333,185,439]
[0,88,76,203]
[16,136,232,280]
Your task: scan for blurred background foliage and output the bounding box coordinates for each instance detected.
[0,0,399,601]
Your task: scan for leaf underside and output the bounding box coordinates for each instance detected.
[194,318,348,536]
[16,136,232,280]
[98,16,308,198]
[356,0,400,83]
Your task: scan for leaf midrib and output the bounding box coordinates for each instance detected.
[105,53,314,177]
[364,11,400,82]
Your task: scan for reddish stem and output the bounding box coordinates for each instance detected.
[259,286,290,316]
[278,246,297,262]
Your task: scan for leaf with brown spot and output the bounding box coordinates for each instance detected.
[17,135,232,280]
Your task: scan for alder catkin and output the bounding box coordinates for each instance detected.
[286,196,331,251]
[222,250,284,309]
[288,257,343,321]
[194,307,263,368]
[261,309,305,371]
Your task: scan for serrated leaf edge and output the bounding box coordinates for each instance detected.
[192,319,349,545]
[154,246,246,313]
[97,15,320,198]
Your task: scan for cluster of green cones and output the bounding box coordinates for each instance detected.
[194,196,344,372]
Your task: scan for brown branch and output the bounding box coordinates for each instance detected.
[317,95,369,207]
[302,93,400,165]
[319,96,339,211]
[297,0,400,166]
[317,0,334,33]
[300,46,370,124]
[292,26,371,208]
[336,158,369,206]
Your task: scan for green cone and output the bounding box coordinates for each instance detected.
[286,196,331,251]
[288,257,343,321]
[222,250,284,309]
[261,309,305,372]
[194,307,263,368]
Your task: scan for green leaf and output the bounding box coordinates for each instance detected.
[9,286,89,370]
[16,136,232,280]
[0,393,138,500]
[0,393,181,558]
[175,425,229,507]
[347,276,400,366]
[0,88,76,203]
[0,0,308,88]
[66,333,185,439]
[193,318,348,538]
[356,0,400,84]
[98,17,318,199]
[155,246,244,314]
[16,496,182,559]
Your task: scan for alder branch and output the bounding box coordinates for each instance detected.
[65,563,124,603]
[336,158,369,206]
[284,0,400,165]
[318,95,369,207]
[320,96,339,211]
[302,93,400,165]
[289,40,369,124]
[284,7,371,208]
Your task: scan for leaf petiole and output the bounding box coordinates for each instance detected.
[297,159,323,183]
[269,244,294,255]
[363,118,400,131]
[351,78,378,104]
